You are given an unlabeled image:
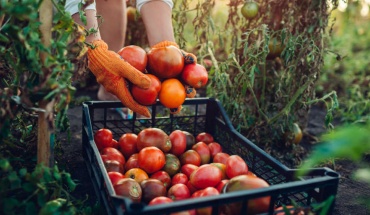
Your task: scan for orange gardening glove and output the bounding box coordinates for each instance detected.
[87,40,152,117]
[152,41,197,65]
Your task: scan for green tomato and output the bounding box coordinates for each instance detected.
[241,1,259,20]
[39,198,76,215]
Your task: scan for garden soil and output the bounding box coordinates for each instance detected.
[57,87,370,215]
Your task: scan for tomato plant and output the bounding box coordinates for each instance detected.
[158,78,186,109]
[131,74,161,106]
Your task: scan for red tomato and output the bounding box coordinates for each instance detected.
[148,196,173,205]
[208,142,223,159]
[225,155,249,179]
[169,130,187,156]
[167,183,191,201]
[179,150,201,166]
[180,164,199,179]
[195,132,214,144]
[171,173,189,186]
[186,180,198,195]
[158,78,186,109]
[180,63,208,89]
[111,139,119,149]
[125,153,139,171]
[192,142,211,165]
[131,74,161,106]
[114,178,142,203]
[150,170,172,189]
[190,164,222,189]
[194,187,219,215]
[101,147,126,167]
[138,146,166,174]
[137,128,172,153]
[118,45,147,72]
[108,172,126,186]
[213,152,230,165]
[124,167,149,184]
[215,179,229,193]
[103,159,124,173]
[162,153,181,176]
[94,128,113,151]
[147,45,185,79]
[182,131,196,150]
[118,133,138,159]
[210,163,227,179]
[140,179,167,204]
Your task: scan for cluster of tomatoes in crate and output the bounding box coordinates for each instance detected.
[94,127,299,215]
[118,44,208,110]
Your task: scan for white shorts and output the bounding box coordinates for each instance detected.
[64,0,173,15]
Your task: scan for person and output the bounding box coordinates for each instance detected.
[65,0,196,118]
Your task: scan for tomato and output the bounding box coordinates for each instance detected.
[162,153,181,176]
[138,146,166,174]
[124,167,149,184]
[118,133,138,160]
[225,155,248,179]
[94,128,113,151]
[147,45,185,79]
[171,173,188,186]
[202,59,213,69]
[275,205,304,215]
[169,130,187,156]
[131,74,161,106]
[215,179,229,193]
[195,132,214,144]
[241,1,259,20]
[208,142,223,159]
[158,78,186,109]
[186,180,198,195]
[267,37,285,60]
[210,163,227,179]
[148,196,173,205]
[150,170,172,189]
[292,123,303,144]
[179,150,201,166]
[140,178,167,203]
[108,172,126,186]
[137,128,172,153]
[111,139,119,149]
[213,152,230,165]
[114,178,142,203]
[190,164,222,189]
[194,187,220,215]
[222,175,270,215]
[103,159,124,173]
[180,164,199,179]
[125,153,139,171]
[191,142,211,165]
[101,147,126,167]
[182,131,196,150]
[126,6,138,22]
[180,63,209,89]
[118,45,147,72]
[167,183,191,201]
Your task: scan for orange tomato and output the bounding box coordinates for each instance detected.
[124,167,149,184]
[158,78,186,108]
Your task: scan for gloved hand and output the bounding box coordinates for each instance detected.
[87,40,152,117]
[151,41,197,65]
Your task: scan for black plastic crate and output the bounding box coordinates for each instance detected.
[82,98,339,215]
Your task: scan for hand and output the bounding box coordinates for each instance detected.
[87,40,152,117]
[151,41,197,65]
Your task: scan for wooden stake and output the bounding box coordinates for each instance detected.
[38,0,54,167]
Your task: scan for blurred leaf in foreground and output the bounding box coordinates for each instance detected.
[297,123,370,176]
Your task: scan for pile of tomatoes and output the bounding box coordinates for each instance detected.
[118,44,209,111]
[93,127,300,215]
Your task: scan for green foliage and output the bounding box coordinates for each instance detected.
[0,158,78,215]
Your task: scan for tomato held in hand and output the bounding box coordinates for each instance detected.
[138,146,166,174]
[180,63,208,89]
[118,45,147,72]
[158,78,186,109]
[94,128,113,151]
[131,74,161,106]
[147,45,185,79]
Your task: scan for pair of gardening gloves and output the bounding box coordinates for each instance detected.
[87,40,197,118]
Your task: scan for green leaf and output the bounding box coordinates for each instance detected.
[22,182,36,193]
[25,202,37,215]
[3,198,19,211]
[19,168,27,177]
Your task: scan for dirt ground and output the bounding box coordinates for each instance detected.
[57,87,370,215]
